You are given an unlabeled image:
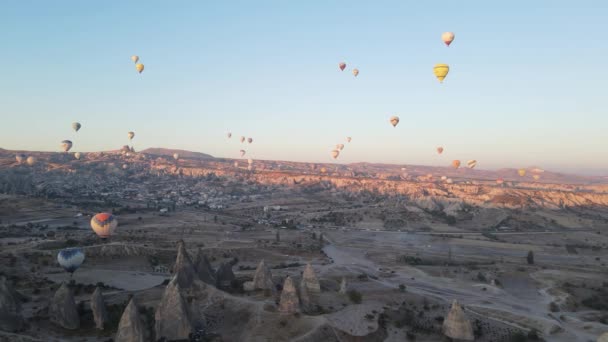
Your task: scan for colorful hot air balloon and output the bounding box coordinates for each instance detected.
[441,32,455,46]
[61,140,73,152]
[437,147,444,154]
[389,116,400,127]
[240,136,246,143]
[240,150,246,157]
[339,62,346,71]
[467,160,477,169]
[337,144,345,151]
[15,154,26,164]
[72,122,81,132]
[352,69,359,77]
[131,55,139,63]
[452,160,461,169]
[91,213,117,238]
[135,63,144,74]
[227,132,232,139]
[128,132,135,141]
[433,64,450,83]
[518,169,527,177]
[347,137,352,143]
[57,248,85,274]
[26,156,36,166]
[74,152,82,160]
[331,150,340,159]
[247,137,253,144]
[173,153,180,160]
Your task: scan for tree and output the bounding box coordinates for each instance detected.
[527,250,534,265]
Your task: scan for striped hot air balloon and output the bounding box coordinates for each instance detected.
[57,248,85,274]
[91,213,118,238]
[467,160,477,169]
[433,64,450,83]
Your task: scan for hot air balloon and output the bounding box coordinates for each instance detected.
[72,122,81,132]
[247,165,253,171]
[331,150,340,159]
[247,137,253,144]
[337,144,345,151]
[240,136,246,143]
[135,63,144,74]
[533,175,540,181]
[15,154,26,164]
[74,152,82,160]
[389,116,400,127]
[352,69,359,77]
[91,213,117,238]
[452,160,461,169]
[227,132,232,139]
[240,150,246,157]
[248,158,253,165]
[467,160,477,169]
[173,153,180,160]
[26,156,36,166]
[131,55,139,63]
[57,248,85,274]
[437,147,444,154]
[320,167,327,173]
[433,64,449,83]
[347,137,352,143]
[339,62,346,71]
[441,176,447,181]
[518,169,527,177]
[441,32,455,46]
[122,164,128,169]
[234,161,239,168]
[496,178,504,185]
[128,131,135,140]
[61,140,73,153]
[446,178,454,184]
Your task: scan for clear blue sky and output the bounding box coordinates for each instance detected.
[1,1,606,174]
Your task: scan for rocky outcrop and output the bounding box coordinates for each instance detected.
[115,298,146,342]
[252,260,274,293]
[91,287,108,330]
[171,240,198,288]
[598,332,608,342]
[442,300,474,341]
[299,279,312,312]
[155,277,193,341]
[339,277,348,294]
[301,263,321,293]
[194,249,215,285]
[278,276,300,314]
[0,276,23,332]
[49,283,79,330]
[215,262,235,290]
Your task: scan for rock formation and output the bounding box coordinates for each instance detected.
[194,249,216,285]
[155,277,193,341]
[215,262,235,290]
[299,279,311,312]
[91,286,108,330]
[278,276,300,314]
[0,276,24,332]
[115,298,146,342]
[49,283,79,330]
[339,277,348,294]
[171,240,198,288]
[301,263,321,293]
[252,260,274,293]
[442,300,474,341]
[598,332,608,342]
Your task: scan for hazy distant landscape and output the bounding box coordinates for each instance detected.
[0,148,606,341]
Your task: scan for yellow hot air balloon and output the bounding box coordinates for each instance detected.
[518,169,527,177]
[91,213,118,238]
[452,160,461,169]
[389,116,400,127]
[135,63,144,74]
[441,32,455,46]
[352,68,359,77]
[433,64,449,83]
[533,175,540,181]
[131,55,139,63]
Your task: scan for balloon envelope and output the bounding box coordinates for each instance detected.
[57,248,85,273]
[352,69,359,77]
[61,140,73,152]
[15,154,26,164]
[433,64,450,83]
[389,116,400,127]
[452,160,461,169]
[91,213,118,238]
[247,137,253,144]
[227,132,232,138]
[347,137,352,143]
[441,32,455,46]
[331,150,340,159]
[135,63,144,73]
[518,169,527,177]
[173,153,180,160]
[240,150,246,157]
[240,136,245,143]
[74,152,82,160]
[467,160,477,169]
[26,156,36,166]
[131,55,139,63]
[128,132,135,140]
[437,147,444,154]
[339,62,346,71]
[72,122,81,132]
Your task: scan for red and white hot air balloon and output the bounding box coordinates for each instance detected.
[442,32,455,46]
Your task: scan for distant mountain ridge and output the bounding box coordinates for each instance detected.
[141,148,214,160]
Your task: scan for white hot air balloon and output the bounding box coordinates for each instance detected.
[389,116,400,127]
[131,55,139,63]
[240,150,246,157]
[74,152,82,160]
[441,32,455,46]
[173,153,180,161]
[128,131,135,141]
[57,248,85,274]
[61,140,73,152]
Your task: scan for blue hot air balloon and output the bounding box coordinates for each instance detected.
[57,248,85,274]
